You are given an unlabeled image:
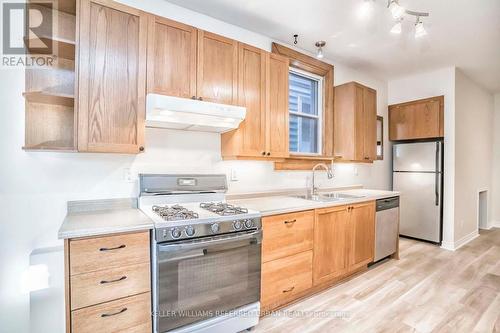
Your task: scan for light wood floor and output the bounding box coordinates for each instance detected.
[254,228,500,333]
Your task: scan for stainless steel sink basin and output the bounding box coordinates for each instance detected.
[320,192,366,199]
[294,192,365,202]
[294,194,342,202]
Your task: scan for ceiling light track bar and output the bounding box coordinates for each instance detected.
[405,10,429,17]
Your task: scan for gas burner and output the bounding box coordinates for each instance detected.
[199,202,249,216]
[152,204,199,221]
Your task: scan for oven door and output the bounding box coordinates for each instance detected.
[155,230,262,332]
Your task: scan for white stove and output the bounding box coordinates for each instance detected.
[139,174,262,333]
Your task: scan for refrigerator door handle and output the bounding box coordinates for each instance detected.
[435,142,440,206]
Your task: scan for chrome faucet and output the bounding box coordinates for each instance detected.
[311,163,334,196]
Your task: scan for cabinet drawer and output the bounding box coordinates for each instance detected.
[71,262,151,310]
[262,210,313,262]
[69,232,149,275]
[71,292,151,333]
[261,250,312,308]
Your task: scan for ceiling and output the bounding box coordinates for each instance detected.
[166,0,500,93]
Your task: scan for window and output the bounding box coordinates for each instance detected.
[289,69,323,155]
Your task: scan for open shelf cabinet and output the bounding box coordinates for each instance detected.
[23,0,77,151]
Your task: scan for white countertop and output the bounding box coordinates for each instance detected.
[58,189,399,239]
[58,200,154,239]
[228,189,400,216]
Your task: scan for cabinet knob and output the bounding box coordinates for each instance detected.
[364,157,370,160]
[198,97,203,101]
[191,96,196,100]
[267,152,271,156]
[262,152,266,156]
[139,146,145,152]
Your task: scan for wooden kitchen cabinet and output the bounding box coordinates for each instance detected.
[313,205,351,285]
[349,201,376,271]
[77,0,147,153]
[334,82,377,162]
[197,30,238,104]
[147,16,197,98]
[65,231,151,333]
[221,51,289,159]
[389,96,444,141]
[313,201,375,285]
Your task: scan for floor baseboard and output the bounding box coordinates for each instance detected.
[440,230,479,251]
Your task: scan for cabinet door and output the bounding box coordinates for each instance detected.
[389,97,443,141]
[349,201,375,271]
[362,87,377,161]
[313,205,350,286]
[78,0,147,153]
[266,53,289,158]
[197,31,237,104]
[236,43,267,156]
[147,16,197,98]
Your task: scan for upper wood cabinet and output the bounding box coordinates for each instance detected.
[197,31,238,104]
[147,16,197,98]
[78,0,147,153]
[389,96,444,141]
[334,82,377,162]
[221,49,289,159]
[266,53,290,158]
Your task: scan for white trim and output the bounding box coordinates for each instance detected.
[440,230,479,251]
[492,221,500,228]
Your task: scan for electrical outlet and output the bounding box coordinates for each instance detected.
[230,169,239,182]
[123,168,135,183]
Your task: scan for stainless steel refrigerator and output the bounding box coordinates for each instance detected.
[393,141,443,244]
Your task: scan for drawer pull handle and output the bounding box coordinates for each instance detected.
[101,307,127,318]
[99,244,126,252]
[100,276,127,284]
[282,286,295,293]
[284,219,297,225]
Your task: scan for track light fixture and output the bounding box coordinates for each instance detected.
[384,1,429,37]
[388,0,405,19]
[390,19,402,34]
[315,41,326,59]
[414,17,427,38]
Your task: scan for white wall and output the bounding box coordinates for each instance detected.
[0,0,391,331]
[454,70,494,237]
[492,94,500,226]
[388,67,456,245]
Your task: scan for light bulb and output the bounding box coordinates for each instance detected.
[390,21,402,34]
[317,48,324,59]
[415,21,427,38]
[389,1,405,19]
[358,0,373,20]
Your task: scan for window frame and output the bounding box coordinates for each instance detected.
[288,67,324,156]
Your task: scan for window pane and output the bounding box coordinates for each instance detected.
[289,115,318,154]
[289,72,318,115]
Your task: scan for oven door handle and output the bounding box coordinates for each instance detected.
[158,230,262,254]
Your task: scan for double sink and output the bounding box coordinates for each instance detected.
[294,192,366,203]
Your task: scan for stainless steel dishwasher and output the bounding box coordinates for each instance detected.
[374,197,400,262]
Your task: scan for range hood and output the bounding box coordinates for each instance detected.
[146,94,246,133]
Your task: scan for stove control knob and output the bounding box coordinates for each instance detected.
[170,228,182,239]
[211,223,220,233]
[185,226,195,237]
[233,220,243,230]
[244,219,254,229]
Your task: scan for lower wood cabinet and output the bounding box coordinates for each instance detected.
[313,205,351,285]
[261,202,376,312]
[261,251,313,311]
[65,231,151,333]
